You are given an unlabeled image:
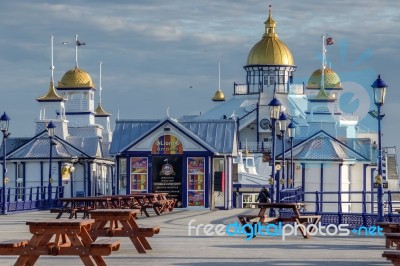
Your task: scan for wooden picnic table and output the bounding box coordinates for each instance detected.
[51,193,177,219]
[237,202,321,239]
[0,219,120,266]
[89,209,160,254]
[52,196,114,219]
[377,222,400,248]
[130,193,176,217]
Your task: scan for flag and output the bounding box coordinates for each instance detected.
[76,40,86,46]
[326,37,335,45]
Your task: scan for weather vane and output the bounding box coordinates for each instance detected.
[61,34,86,67]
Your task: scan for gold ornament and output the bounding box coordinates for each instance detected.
[268,177,274,185]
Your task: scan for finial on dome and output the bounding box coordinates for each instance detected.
[212,62,225,102]
[264,4,276,37]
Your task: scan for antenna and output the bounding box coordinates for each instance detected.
[321,34,326,91]
[167,107,170,117]
[50,35,54,81]
[117,110,120,120]
[218,61,221,91]
[99,62,102,105]
[75,34,79,67]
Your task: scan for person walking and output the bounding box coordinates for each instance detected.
[256,186,270,204]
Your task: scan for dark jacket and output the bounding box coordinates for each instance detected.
[256,189,270,203]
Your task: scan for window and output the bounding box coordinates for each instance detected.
[130,157,148,192]
[242,193,258,208]
[119,158,127,190]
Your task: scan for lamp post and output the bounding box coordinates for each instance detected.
[287,120,296,188]
[268,97,282,203]
[47,121,56,207]
[0,112,10,215]
[371,75,387,222]
[278,112,288,193]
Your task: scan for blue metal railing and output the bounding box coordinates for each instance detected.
[0,186,64,213]
[278,189,400,227]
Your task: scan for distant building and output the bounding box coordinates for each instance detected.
[111,7,398,211]
[2,63,114,200]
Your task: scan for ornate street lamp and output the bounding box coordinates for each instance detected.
[268,97,282,203]
[371,75,387,222]
[47,121,56,207]
[287,119,296,188]
[278,112,288,196]
[0,112,10,215]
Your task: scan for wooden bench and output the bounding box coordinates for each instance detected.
[50,208,78,219]
[0,239,30,254]
[104,225,160,237]
[383,250,400,266]
[297,215,321,224]
[90,239,121,256]
[237,214,278,234]
[386,233,400,250]
[237,214,288,224]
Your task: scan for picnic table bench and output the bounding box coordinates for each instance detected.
[383,250,400,266]
[0,219,120,266]
[377,222,400,248]
[89,209,160,253]
[237,202,321,239]
[130,193,176,217]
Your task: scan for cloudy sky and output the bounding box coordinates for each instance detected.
[0,0,399,150]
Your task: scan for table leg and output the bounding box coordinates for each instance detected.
[14,233,53,266]
[128,216,151,249]
[135,198,150,217]
[57,201,71,219]
[68,234,96,266]
[118,218,149,253]
[91,255,107,266]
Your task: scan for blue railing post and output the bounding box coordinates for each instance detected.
[35,186,40,209]
[338,191,343,225]
[388,191,393,222]
[362,191,367,226]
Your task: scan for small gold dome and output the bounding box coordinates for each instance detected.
[307,68,343,89]
[212,89,225,102]
[58,66,94,88]
[246,8,294,66]
[95,103,110,117]
[36,80,64,101]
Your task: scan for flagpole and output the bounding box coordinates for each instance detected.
[218,61,221,91]
[99,62,102,105]
[321,34,326,90]
[50,35,54,82]
[75,34,79,67]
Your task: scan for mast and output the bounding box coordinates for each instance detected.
[99,62,102,105]
[50,35,54,82]
[218,61,221,91]
[321,34,326,90]
[75,34,79,67]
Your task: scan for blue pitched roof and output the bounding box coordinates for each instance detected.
[66,136,102,158]
[110,118,236,155]
[6,131,91,160]
[277,130,369,161]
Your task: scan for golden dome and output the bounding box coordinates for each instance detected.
[307,67,343,89]
[36,80,64,102]
[95,103,110,117]
[246,8,294,66]
[212,89,225,102]
[58,66,94,88]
